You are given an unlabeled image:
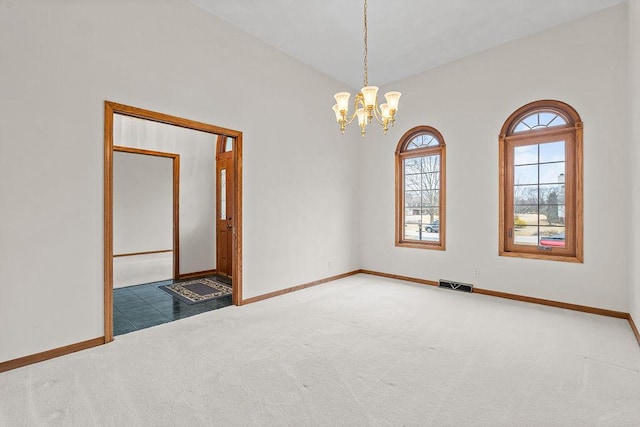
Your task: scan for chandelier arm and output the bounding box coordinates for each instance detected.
[371,105,384,126]
[371,105,390,134]
[344,112,359,126]
[355,92,362,110]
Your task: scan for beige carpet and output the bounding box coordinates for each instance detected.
[1,274,639,426]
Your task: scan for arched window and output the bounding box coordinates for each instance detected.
[396,126,446,250]
[499,100,583,262]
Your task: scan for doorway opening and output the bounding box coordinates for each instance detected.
[104,101,243,342]
[113,147,179,286]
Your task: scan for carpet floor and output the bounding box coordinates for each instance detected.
[1,274,639,426]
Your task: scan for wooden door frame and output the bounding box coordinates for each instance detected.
[113,146,180,280]
[215,136,234,278]
[104,101,243,343]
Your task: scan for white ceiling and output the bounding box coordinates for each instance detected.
[190,0,626,90]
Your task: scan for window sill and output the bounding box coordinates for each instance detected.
[396,241,445,251]
[499,250,583,263]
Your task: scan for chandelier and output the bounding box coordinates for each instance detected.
[332,0,401,137]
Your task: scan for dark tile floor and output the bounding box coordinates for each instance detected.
[113,276,232,336]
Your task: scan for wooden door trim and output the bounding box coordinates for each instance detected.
[234,133,243,305]
[113,146,180,280]
[215,135,233,278]
[104,101,243,343]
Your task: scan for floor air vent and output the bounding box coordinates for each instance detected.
[439,280,473,293]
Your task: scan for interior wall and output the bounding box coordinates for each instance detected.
[0,0,359,363]
[629,0,640,325]
[113,114,217,276]
[359,4,630,311]
[113,151,174,287]
[113,253,174,289]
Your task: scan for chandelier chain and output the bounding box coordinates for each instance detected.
[363,0,368,87]
[332,0,401,136]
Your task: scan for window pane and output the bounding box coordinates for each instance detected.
[220,169,226,219]
[513,112,568,133]
[522,114,540,130]
[404,156,440,189]
[405,156,440,175]
[417,155,441,174]
[403,220,420,240]
[422,218,440,242]
[539,112,567,127]
[404,190,421,208]
[514,225,567,247]
[404,157,421,175]
[513,209,539,226]
[514,145,538,165]
[404,191,439,209]
[514,225,539,245]
[539,184,565,204]
[416,134,435,147]
[539,162,565,185]
[539,226,566,248]
[422,172,440,191]
[540,204,564,226]
[514,185,538,205]
[404,173,440,191]
[404,173,421,191]
[422,190,440,210]
[403,211,440,242]
[406,133,439,150]
[539,141,564,163]
[513,199,566,246]
[538,112,557,127]
[225,137,233,152]
[514,164,538,185]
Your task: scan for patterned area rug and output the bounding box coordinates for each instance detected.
[159,278,232,305]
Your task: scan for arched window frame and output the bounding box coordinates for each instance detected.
[395,126,446,250]
[499,99,583,262]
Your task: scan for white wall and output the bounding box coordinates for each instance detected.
[113,253,173,288]
[0,0,359,363]
[359,4,630,311]
[630,0,640,324]
[113,151,173,257]
[113,151,174,287]
[113,114,217,276]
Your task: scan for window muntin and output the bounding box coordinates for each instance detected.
[499,100,582,262]
[512,112,567,133]
[396,126,446,250]
[406,132,440,150]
